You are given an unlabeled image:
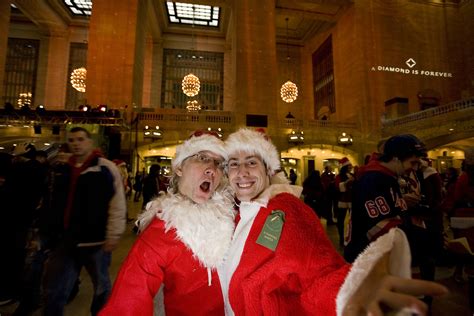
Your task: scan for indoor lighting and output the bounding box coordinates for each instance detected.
[71,67,87,92]
[17,92,32,108]
[144,125,163,139]
[182,74,200,97]
[281,81,298,103]
[288,129,304,144]
[181,6,201,97]
[338,132,353,145]
[280,17,298,103]
[186,99,201,112]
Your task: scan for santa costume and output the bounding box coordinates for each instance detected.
[99,132,235,316]
[218,128,412,316]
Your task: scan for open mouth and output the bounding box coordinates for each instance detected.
[200,180,211,193]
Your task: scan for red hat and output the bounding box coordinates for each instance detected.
[172,130,227,170]
[339,157,351,168]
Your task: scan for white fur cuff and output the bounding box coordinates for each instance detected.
[336,228,412,316]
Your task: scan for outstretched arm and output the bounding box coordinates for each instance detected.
[342,253,447,316]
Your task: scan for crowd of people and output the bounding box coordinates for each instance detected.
[2,127,474,315]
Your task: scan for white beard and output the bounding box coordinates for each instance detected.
[139,191,236,269]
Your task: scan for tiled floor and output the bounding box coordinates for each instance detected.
[0,200,471,315]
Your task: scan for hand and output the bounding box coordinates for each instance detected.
[103,238,120,252]
[343,253,448,316]
[403,193,421,209]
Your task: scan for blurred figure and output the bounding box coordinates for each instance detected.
[113,160,133,222]
[321,166,336,224]
[0,143,43,306]
[142,164,161,209]
[43,127,126,316]
[302,170,324,218]
[0,152,13,306]
[133,170,144,202]
[335,157,354,248]
[289,168,297,185]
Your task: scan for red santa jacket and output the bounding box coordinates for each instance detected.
[228,192,351,315]
[225,184,412,316]
[100,192,235,316]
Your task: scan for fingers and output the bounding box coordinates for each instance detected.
[386,276,448,297]
[372,289,427,315]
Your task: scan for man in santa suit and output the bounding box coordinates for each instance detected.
[100,131,235,315]
[218,128,447,316]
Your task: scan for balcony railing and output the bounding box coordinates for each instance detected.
[382,98,474,127]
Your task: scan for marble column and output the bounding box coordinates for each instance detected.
[231,0,279,128]
[86,0,146,110]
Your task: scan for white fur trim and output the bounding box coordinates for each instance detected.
[172,133,227,170]
[225,128,280,173]
[139,191,235,269]
[336,228,412,316]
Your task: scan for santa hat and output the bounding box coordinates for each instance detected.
[172,130,227,170]
[225,128,280,174]
[339,157,351,168]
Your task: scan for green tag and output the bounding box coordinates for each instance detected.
[256,210,285,251]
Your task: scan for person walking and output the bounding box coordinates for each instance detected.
[43,127,126,316]
[142,164,161,209]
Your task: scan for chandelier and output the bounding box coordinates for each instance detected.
[17,92,32,107]
[182,74,200,97]
[186,100,201,112]
[182,6,201,98]
[281,81,298,103]
[70,67,87,92]
[281,17,298,103]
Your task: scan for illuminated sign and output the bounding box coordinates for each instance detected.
[371,58,453,78]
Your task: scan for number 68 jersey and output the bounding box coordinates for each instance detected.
[344,161,407,263]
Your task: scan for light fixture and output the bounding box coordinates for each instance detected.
[98,105,108,112]
[36,104,46,113]
[71,67,87,92]
[280,18,298,103]
[186,100,201,112]
[144,125,163,139]
[288,129,304,144]
[337,132,353,146]
[17,92,32,108]
[207,127,223,138]
[182,5,201,97]
[182,74,201,97]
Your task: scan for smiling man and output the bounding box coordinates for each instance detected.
[100,131,235,316]
[217,128,446,316]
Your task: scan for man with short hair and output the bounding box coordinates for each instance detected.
[218,129,446,316]
[100,131,235,315]
[44,126,126,316]
[344,134,427,263]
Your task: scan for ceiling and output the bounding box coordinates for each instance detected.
[10,0,354,45]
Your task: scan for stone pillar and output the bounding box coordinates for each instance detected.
[0,2,10,100]
[86,0,146,109]
[231,0,278,128]
[35,33,69,109]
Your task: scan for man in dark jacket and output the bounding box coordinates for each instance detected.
[344,134,426,263]
[43,127,126,316]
